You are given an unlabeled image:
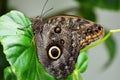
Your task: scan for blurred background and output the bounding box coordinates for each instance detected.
[0,0,120,80]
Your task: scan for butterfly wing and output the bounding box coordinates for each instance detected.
[33,15,104,79]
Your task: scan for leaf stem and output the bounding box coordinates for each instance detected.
[80,29,120,52]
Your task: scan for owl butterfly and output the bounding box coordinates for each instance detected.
[32,15,104,79]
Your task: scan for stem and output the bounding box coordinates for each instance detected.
[80,29,120,53]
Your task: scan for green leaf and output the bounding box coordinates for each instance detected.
[66,70,82,80]
[65,52,88,80]
[97,0,119,10]
[0,10,55,80]
[75,0,97,8]
[75,52,88,73]
[104,30,116,68]
[77,6,96,21]
[4,67,17,80]
[0,43,9,80]
[75,0,119,10]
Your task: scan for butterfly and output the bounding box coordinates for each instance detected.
[31,15,104,79]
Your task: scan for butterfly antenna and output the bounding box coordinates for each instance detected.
[40,0,49,20]
[42,7,53,18]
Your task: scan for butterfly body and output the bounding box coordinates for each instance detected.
[32,15,104,79]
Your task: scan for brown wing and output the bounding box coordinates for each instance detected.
[32,15,104,79]
[43,15,104,49]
